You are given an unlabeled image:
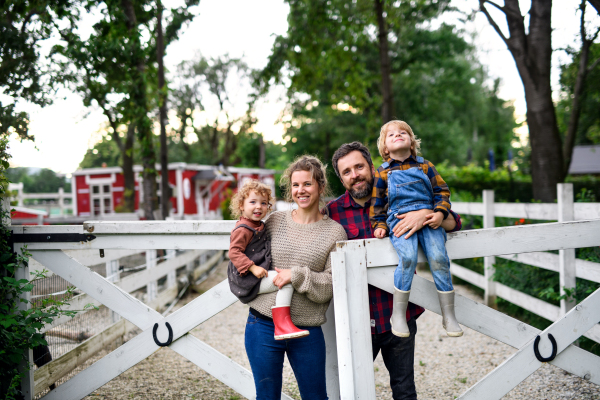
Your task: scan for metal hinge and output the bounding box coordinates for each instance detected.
[11,233,96,243]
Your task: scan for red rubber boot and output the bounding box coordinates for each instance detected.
[272,306,310,340]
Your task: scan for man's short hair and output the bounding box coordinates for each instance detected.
[332,141,373,179]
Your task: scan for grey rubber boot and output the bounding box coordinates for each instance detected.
[438,290,463,337]
[391,288,411,337]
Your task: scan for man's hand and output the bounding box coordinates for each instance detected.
[273,268,292,289]
[424,211,444,229]
[393,209,432,238]
[374,228,387,239]
[249,265,267,279]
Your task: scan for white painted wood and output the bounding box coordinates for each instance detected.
[363,220,600,266]
[337,240,376,400]
[146,250,157,302]
[19,234,231,251]
[367,267,600,381]
[558,183,576,314]
[323,300,340,400]
[65,249,143,267]
[166,249,176,288]
[459,288,600,399]
[15,247,34,400]
[495,282,561,322]
[30,251,162,331]
[483,190,496,307]
[82,220,236,235]
[331,250,355,400]
[574,203,600,220]
[450,262,486,288]
[451,202,484,216]
[497,252,600,284]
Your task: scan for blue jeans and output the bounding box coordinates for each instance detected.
[372,318,418,400]
[389,215,453,292]
[244,312,328,400]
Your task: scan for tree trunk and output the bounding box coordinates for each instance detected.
[122,0,157,219]
[481,0,563,201]
[374,0,394,123]
[157,0,169,220]
[258,134,265,168]
[122,123,136,212]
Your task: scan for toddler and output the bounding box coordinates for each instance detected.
[227,180,309,340]
[370,121,463,338]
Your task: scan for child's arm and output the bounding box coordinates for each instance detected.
[369,166,390,237]
[423,160,451,218]
[229,227,257,275]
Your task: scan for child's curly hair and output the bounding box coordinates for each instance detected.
[229,180,274,219]
[377,120,421,160]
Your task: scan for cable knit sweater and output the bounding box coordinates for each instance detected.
[247,210,348,326]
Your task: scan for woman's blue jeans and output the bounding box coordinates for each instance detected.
[244,312,328,400]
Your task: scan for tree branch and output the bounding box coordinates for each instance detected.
[479,1,509,46]
[587,56,600,73]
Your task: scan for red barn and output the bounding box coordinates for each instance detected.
[72,163,276,219]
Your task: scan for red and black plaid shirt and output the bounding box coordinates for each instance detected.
[326,191,462,334]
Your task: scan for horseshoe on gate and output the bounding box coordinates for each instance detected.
[153,322,173,347]
[533,333,557,362]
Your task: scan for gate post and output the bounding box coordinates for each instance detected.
[483,190,496,307]
[146,250,158,302]
[331,240,376,399]
[557,183,576,314]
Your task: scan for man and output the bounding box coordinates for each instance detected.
[326,142,461,400]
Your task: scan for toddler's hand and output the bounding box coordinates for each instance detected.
[374,228,387,239]
[424,212,444,229]
[249,265,268,279]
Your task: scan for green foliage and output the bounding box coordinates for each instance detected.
[5,168,71,194]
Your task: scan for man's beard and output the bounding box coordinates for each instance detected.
[348,177,374,200]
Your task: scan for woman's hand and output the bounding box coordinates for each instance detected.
[393,209,432,238]
[273,268,292,289]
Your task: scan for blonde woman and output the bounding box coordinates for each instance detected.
[244,155,347,400]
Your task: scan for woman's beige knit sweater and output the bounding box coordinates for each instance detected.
[247,210,348,326]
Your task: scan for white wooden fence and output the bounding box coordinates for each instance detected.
[9,215,600,399]
[8,183,73,216]
[332,218,600,399]
[451,183,600,342]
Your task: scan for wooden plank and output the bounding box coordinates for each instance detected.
[558,183,576,314]
[364,219,600,266]
[337,240,376,399]
[22,235,230,251]
[459,288,600,399]
[494,282,561,322]
[30,251,162,331]
[483,190,496,307]
[574,203,600,220]
[367,267,600,382]
[11,225,84,235]
[323,300,340,400]
[82,220,237,235]
[451,202,484,216]
[65,249,144,267]
[498,252,600,284]
[450,262,486,288]
[449,201,599,221]
[331,251,355,400]
[191,251,223,282]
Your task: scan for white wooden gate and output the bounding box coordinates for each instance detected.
[331,219,600,399]
[11,221,340,400]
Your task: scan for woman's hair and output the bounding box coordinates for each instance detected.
[376,120,421,160]
[280,155,331,208]
[229,180,274,219]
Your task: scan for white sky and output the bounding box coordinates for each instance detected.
[5,0,598,175]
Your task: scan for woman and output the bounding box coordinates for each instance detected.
[245,155,347,399]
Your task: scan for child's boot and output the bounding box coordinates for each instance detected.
[437,290,463,337]
[272,306,309,340]
[391,288,411,337]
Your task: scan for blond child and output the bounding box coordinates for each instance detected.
[370,121,463,338]
[227,180,309,340]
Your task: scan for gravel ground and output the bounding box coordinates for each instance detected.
[75,262,599,400]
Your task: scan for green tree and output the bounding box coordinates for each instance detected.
[5,168,71,194]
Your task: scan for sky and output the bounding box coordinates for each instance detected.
[5,0,598,175]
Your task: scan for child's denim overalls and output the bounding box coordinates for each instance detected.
[384,157,453,292]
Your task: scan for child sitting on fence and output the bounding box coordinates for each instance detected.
[371,120,463,338]
[227,180,309,340]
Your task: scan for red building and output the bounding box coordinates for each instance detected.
[72,163,276,219]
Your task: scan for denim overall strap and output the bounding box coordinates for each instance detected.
[386,165,434,221]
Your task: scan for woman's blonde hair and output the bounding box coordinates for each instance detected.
[376,120,421,160]
[229,180,274,219]
[280,155,331,209]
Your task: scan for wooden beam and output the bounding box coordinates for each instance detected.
[82,220,236,235]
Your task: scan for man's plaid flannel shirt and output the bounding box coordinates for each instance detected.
[370,155,451,234]
[327,190,462,334]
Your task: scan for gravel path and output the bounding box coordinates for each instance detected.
[79,263,600,400]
